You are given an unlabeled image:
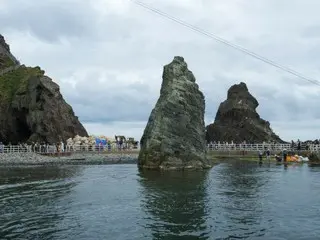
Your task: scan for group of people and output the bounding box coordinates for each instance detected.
[0,141,66,153]
[258,147,310,163]
[258,148,271,162]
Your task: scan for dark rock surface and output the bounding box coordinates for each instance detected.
[309,152,320,162]
[0,34,10,52]
[206,82,284,143]
[0,34,88,144]
[138,56,211,170]
[0,34,19,68]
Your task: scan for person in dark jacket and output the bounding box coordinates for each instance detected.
[266,149,271,160]
[258,151,263,162]
[275,155,282,162]
[283,149,288,162]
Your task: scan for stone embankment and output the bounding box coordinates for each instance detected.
[0,152,139,165]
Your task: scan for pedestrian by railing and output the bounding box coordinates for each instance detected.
[0,144,140,154]
[207,143,320,152]
[0,143,319,154]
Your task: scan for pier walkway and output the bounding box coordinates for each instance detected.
[0,143,319,154]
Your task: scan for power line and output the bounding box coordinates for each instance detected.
[130,0,320,87]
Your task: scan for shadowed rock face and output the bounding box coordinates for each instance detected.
[0,34,88,144]
[138,56,211,170]
[309,153,320,162]
[206,82,284,143]
[0,35,9,52]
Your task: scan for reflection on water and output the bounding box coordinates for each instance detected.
[0,163,320,239]
[138,170,210,239]
[0,166,81,240]
[210,162,269,238]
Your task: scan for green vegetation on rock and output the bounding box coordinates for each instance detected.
[138,56,209,170]
[0,66,45,101]
[0,54,15,69]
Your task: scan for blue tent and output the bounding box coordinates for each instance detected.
[95,138,101,145]
[95,138,107,146]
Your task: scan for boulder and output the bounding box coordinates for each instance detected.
[138,56,211,170]
[309,152,320,162]
[206,82,284,143]
[0,34,88,144]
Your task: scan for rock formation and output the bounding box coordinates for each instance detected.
[0,34,88,144]
[309,152,320,162]
[138,56,211,170]
[206,82,284,143]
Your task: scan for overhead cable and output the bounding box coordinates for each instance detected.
[130,0,320,86]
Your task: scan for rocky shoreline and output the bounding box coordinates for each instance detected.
[0,152,139,166]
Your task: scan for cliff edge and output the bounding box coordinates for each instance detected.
[0,34,88,144]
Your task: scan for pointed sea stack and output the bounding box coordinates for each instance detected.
[138,56,210,170]
[0,34,88,144]
[206,82,284,143]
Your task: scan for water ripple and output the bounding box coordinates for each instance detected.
[0,163,320,239]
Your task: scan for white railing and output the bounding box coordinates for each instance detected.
[0,143,319,154]
[207,143,320,152]
[0,144,139,154]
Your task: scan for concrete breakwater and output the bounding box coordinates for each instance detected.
[0,152,139,165]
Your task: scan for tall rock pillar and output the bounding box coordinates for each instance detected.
[138,56,211,170]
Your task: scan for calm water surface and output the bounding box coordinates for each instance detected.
[1,162,320,239]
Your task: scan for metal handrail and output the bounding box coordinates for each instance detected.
[207,143,320,152]
[0,143,319,154]
[0,144,140,154]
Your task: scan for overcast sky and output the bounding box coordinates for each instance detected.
[1,0,320,141]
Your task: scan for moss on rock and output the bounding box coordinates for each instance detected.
[0,66,45,101]
[0,54,15,69]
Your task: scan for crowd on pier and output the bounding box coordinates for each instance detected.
[207,139,320,151]
[0,135,140,153]
[0,137,319,154]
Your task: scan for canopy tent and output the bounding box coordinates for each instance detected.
[95,138,107,146]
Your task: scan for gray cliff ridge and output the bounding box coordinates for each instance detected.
[206,82,284,143]
[138,56,211,170]
[0,34,88,144]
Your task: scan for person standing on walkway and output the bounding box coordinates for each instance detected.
[283,148,288,162]
[258,150,263,162]
[266,148,271,161]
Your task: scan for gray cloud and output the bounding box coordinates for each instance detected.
[0,0,96,42]
[1,0,320,141]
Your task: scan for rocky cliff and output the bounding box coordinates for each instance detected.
[206,82,284,143]
[0,34,88,144]
[138,56,211,170]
